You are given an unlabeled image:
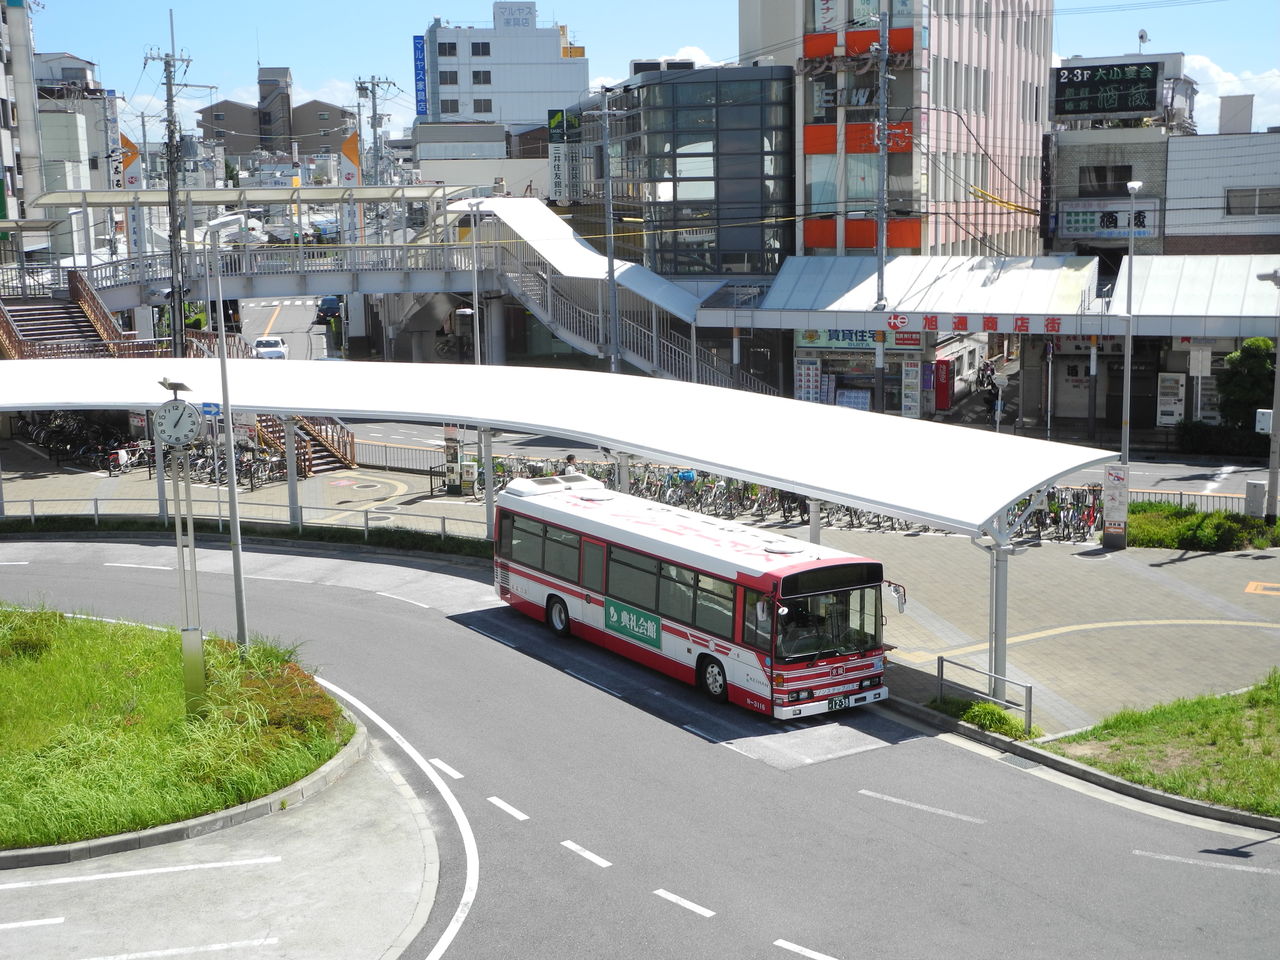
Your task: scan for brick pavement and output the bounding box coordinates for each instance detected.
[4,436,1279,735]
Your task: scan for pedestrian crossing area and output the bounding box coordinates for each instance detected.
[245,298,323,308]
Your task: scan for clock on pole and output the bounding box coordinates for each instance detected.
[154,398,203,447]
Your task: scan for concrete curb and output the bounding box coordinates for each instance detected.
[0,715,369,870]
[883,697,1280,833]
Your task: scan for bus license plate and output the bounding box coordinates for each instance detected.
[827,695,850,710]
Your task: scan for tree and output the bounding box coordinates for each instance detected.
[1215,336,1275,429]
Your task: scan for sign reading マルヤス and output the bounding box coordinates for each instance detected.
[1051,61,1164,121]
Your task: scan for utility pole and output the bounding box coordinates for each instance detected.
[872,3,891,411]
[357,77,397,243]
[146,13,191,359]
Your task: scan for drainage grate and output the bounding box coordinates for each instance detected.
[998,754,1040,770]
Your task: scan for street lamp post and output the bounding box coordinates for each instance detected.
[1259,269,1280,525]
[1104,180,1143,551]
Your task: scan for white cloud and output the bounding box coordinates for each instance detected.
[1183,54,1280,135]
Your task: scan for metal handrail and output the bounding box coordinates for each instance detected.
[936,655,1035,736]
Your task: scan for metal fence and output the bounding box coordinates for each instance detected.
[354,441,446,477]
[1130,488,1246,513]
[0,494,488,543]
[936,656,1035,737]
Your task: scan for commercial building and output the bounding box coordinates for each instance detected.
[415,3,588,133]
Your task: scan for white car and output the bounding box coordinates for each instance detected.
[253,336,289,359]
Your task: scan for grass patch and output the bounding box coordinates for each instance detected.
[926,695,1045,740]
[1043,668,1280,817]
[1127,501,1280,551]
[0,605,353,849]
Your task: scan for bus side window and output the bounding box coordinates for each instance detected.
[497,513,513,557]
[544,527,581,582]
[581,540,605,592]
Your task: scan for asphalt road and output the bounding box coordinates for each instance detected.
[241,295,335,361]
[2,540,1278,960]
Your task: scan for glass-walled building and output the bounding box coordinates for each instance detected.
[568,64,795,276]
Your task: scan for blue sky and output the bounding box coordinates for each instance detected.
[33,0,1279,144]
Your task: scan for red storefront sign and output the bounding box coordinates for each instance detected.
[934,358,953,411]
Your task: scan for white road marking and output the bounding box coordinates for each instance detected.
[561,840,612,867]
[653,889,715,917]
[428,758,464,779]
[565,670,620,696]
[74,938,278,959]
[104,563,171,571]
[774,940,841,960]
[0,857,280,891]
[487,796,530,821]
[1133,850,1280,875]
[0,561,30,565]
[376,591,432,610]
[1204,465,1236,493]
[858,789,986,824]
[0,916,63,930]
[316,679,478,960]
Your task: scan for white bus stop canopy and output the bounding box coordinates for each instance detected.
[0,358,1115,540]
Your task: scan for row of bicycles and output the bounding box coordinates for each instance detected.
[11,412,288,488]
[471,453,1103,542]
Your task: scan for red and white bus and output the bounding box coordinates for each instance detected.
[494,475,904,719]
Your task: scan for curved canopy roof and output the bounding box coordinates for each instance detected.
[0,359,1115,539]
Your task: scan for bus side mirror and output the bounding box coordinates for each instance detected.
[886,581,907,614]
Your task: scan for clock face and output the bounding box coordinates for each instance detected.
[155,399,203,446]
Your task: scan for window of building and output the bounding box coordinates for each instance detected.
[213,112,225,121]
[260,111,271,124]
[215,130,226,139]
[472,41,491,56]
[474,98,493,114]
[317,111,329,120]
[472,70,492,85]
[1226,187,1280,216]
[440,99,459,113]
[1079,165,1133,198]
[438,42,457,56]
[439,70,458,85]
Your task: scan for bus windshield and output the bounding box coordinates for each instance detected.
[776,586,881,662]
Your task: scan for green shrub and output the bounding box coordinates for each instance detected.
[960,700,1044,739]
[1175,419,1268,458]
[1127,502,1280,551]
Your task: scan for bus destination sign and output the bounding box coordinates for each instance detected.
[1051,61,1163,121]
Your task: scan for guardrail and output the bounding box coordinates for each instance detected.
[0,494,488,543]
[1130,487,1246,513]
[936,655,1034,736]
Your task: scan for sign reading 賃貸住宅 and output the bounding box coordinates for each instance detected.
[795,329,922,350]
[1052,61,1164,121]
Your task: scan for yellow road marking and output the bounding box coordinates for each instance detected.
[893,619,1280,663]
[1245,581,1280,595]
[262,304,282,336]
[317,472,410,525]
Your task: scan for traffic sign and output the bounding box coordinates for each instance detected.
[993,373,1009,388]
[200,401,222,417]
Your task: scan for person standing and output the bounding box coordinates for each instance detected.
[561,454,581,476]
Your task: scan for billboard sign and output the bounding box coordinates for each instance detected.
[1052,61,1163,121]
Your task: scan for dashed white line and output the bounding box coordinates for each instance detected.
[653,889,715,917]
[104,563,171,571]
[561,840,612,867]
[1133,850,1280,875]
[774,939,841,960]
[0,916,63,930]
[0,561,30,565]
[428,758,464,779]
[487,796,530,821]
[74,938,279,959]
[858,789,986,824]
[376,591,432,610]
[564,670,620,696]
[0,856,281,891]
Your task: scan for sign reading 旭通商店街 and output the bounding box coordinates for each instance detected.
[605,599,662,649]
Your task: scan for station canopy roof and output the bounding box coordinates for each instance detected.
[0,358,1115,540]
[30,184,474,209]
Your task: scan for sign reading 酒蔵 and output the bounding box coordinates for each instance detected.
[1052,61,1163,121]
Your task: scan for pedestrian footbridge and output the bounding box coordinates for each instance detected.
[2,193,773,393]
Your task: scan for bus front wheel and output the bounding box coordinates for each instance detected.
[546,597,571,637]
[699,656,728,703]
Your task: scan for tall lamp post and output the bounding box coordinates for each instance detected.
[1260,268,1280,525]
[1104,180,1143,551]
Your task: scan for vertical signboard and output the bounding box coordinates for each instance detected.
[339,130,363,242]
[548,108,566,203]
[901,359,921,418]
[933,358,952,410]
[413,36,428,116]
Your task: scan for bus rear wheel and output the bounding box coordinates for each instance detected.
[699,656,728,702]
[546,597,571,637]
